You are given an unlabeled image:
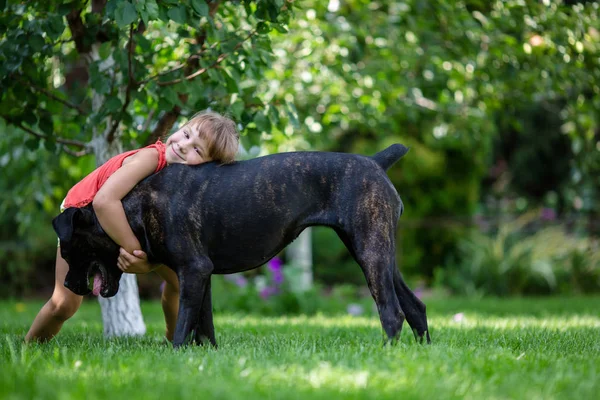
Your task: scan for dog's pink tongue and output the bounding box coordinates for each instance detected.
[92,273,103,296]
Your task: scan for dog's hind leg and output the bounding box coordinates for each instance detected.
[360,252,404,343]
[173,256,214,348]
[393,268,431,344]
[338,229,405,343]
[194,278,217,347]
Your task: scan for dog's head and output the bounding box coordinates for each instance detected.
[52,207,122,297]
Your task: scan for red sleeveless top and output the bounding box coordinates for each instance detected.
[63,141,167,208]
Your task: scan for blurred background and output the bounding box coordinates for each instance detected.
[0,0,598,317]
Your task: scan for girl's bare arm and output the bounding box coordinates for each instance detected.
[93,148,159,254]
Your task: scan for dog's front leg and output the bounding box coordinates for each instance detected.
[173,258,214,348]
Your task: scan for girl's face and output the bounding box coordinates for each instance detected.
[165,123,212,165]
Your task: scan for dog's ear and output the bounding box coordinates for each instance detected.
[53,207,96,245]
[52,208,80,245]
[78,207,95,226]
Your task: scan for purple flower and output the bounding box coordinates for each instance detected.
[225,274,248,288]
[234,275,248,288]
[541,208,556,221]
[347,303,364,316]
[414,286,423,300]
[272,271,284,285]
[259,286,278,299]
[268,257,284,285]
[268,257,283,272]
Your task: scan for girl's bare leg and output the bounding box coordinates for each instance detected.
[155,266,179,342]
[25,248,83,342]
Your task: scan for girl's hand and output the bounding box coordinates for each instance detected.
[117,248,154,274]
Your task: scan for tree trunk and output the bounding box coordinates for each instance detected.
[286,228,313,291]
[89,43,146,338]
[92,136,147,338]
[98,273,146,337]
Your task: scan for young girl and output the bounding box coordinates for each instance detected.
[25,110,240,343]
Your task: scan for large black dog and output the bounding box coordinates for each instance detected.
[54,144,430,347]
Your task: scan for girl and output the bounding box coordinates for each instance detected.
[25,110,240,343]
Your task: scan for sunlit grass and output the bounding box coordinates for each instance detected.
[1,297,599,399]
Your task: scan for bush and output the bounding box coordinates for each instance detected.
[436,211,600,296]
[210,257,375,316]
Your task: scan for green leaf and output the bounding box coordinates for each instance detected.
[167,6,187,24]
[273,24,288,34]
[268,105,279,125]
[163,87,180,107]
[25,138,39,151]
[158,97,171,112]
[58,2,74,16]
[223,69,239,93]
[39,114,53,136]
[145,0,159,19]
[115,2,138,28]
[98,42,112,60]
[89,64,111,95]
[46,16,65,40]
[22,112,37,127]
[285,102,299,129]
[267,3,279,22]
[254,112,270,132]
[105,97,123,113]
[257,22,271,34]
[229,100,245,120]
[136,35,151,52]
[140,10,149,26]
[29,34,45,52]
[43,139,57,152]
[191,0,209,17]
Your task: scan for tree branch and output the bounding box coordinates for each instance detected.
[137,27,249,87]
[128,24,136,86]
[137,42,220,87]
[140,108,156,134]
[66,9,89,54]
[106,24,137,143]
[18,77,85,114]
[4,118,91,156]
[91,0,107,14]
[145,3,222,144]
[15,122,88,148]
[62,145,91,157]
[146,106,181,144]
[145,2,226,144]
[157,31,256,87]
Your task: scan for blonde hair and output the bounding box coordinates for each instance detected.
[182,110,240,164]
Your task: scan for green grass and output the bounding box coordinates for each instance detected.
[1,297,599,400]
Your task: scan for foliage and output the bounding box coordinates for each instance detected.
[0,0,299,153]
[437,211,600,296]
[210,258,373,315]
[1,0,600,292]
[0,120,96,297]
[0,0,299,227]
[0,0,300,295]
[2,297,600,399]
[264,0,600,279]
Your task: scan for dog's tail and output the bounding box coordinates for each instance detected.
[371,144,409,171]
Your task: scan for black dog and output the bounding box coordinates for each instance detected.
[54,144,430,347]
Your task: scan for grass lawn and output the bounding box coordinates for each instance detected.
[1,296,599,400]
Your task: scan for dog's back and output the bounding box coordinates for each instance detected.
[123,147,404,273]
